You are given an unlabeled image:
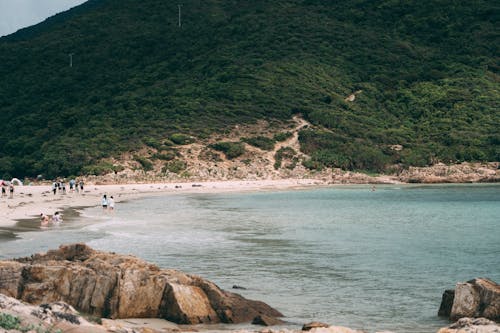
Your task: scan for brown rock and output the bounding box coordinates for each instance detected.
[302,321,330,330]
[0,243,283,325]
[251,314,285,326]
[437,317,500,333]
[161,282,218,324]
[449,278,500,321]
[0,261,24,298]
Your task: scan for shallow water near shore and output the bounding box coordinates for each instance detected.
[1,184,499,332]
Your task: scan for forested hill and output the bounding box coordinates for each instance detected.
[0,0,498,179]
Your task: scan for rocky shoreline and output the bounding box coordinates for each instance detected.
[84,161,500,185]
[0,245,499,333]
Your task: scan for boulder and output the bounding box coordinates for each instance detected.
[251,314,285,326]
[302,321,330,330]
[437,317,500,333]
[438,289,455,317]
[0,243,282,324]
[439,278,499,321]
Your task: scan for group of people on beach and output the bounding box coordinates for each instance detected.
[1,181,15,199]
[101,194,115,211]
[52,179,84,195]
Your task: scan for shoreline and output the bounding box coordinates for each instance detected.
[0,179,330,228]
[1,177,499,230]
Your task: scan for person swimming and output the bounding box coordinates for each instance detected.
[40,213,50,226]
[52,212,62,224]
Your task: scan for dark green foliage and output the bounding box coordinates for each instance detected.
[133,155,154,171]
[0,0,498,176]
[0,313,21,330]
[273,132,293,142]
[144,137,162,150]
[81,162,120,175]
[169,134,194,145]
[0,313,61,333]
[242,136,275,151]
[162,160,186,174]
[210,142,246,159]
[300,130,392,172]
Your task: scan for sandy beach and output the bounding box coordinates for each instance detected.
[0,179,328,227]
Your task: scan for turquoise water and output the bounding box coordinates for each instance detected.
[1,184,499,332]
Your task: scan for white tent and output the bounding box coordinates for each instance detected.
[10,178,23,186]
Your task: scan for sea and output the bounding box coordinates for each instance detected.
[1,184,499,333]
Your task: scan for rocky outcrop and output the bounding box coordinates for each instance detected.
[397,162,500,183]
[438,278,499,322]
[0,293,108,332]
[0,243,282,325]
[437,317,500,333]
[438,289,455,317]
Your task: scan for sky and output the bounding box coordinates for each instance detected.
[0,0,87,37]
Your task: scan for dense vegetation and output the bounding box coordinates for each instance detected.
[0,0,498,178]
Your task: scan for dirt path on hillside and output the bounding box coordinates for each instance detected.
[264,116,311,168]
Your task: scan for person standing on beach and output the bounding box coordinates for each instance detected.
[52,181,57,195]
[69,179,75,192]
[79,180,84,191]
[101,194,108,210]
[108,196,115,211]
[1,186,6,197]
[9,184,14,198]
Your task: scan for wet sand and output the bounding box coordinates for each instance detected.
[0,179,327,228]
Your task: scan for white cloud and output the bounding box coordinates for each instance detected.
[0,0,87,37]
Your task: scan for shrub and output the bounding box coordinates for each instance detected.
[209,142,246,159]
[273,131,293,142]
[241,136,275,151]
[152,150,177,161]
[162,139,175,147]
[162,160,187,174]
[169,133,194,145]
[308,150,351,170]
[144,137,162,150]
[0,313,21,330]
[133,155,154,171]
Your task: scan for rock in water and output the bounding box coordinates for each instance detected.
[0,243,282,324]
[251,314,285,326]
[302,321,330,330]
[437,317,500,333]
[439,278,500,321]
[438,289,455,317]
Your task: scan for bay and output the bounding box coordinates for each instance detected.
[1,184,499,332]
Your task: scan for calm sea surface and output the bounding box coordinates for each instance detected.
[1,184,499,332]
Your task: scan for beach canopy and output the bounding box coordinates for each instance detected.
[10,178,23,186]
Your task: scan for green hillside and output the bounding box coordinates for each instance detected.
[0,0,498,178]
